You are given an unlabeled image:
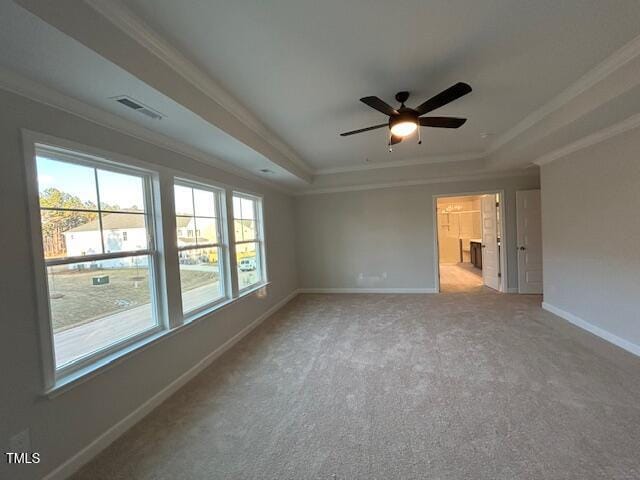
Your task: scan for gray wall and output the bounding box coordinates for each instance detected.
[0,89,298,480]
[295,175,540,291]
[541,127,640,349]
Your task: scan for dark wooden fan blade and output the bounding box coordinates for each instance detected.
[360,96,399,117]
[415,82,472,116]
[419,117,467,128]
[389,134,403,145]
[340,123,388,136]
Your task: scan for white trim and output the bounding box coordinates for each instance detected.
[83,0,312,177]
[490,33,640,152]
[22,131,57,390]
[295,170,537,196]
[432,190,509,294]
[506,288,519,293]
[232,192,267,293]
[42,288,300,480]
[432,198,441,294]
[0,68,293,195]
[542,302,640,358]
[20,129,279,397]
[24,134,169,387]
[67,0,640,179]
[298,288,437,294]
[7,4,640,188]
[173,178,230,319]
[315,152,485,175]
[534,113,640,166]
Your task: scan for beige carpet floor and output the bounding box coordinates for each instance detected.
[73,292,640,479]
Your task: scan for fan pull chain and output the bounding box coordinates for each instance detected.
[418,126,422,145]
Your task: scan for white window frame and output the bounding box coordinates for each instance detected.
[232,191,267,294]
[23,131,272,395]
[23,132,168,392]
[174,178,230,319]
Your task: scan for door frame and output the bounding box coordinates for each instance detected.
[432,190,508,293]
[516,189,543,294]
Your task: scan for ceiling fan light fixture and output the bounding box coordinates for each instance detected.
[340,83,472,148]
[390,120,418,137]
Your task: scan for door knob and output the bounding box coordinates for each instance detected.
[519,246,526,251]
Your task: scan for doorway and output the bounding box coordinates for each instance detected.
[434,192,507,293]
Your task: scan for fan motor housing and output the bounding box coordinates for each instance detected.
[389,109,419,129]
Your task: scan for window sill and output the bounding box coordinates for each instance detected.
[44,280,272,398]
[237,281,270,298]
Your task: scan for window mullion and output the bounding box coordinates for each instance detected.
[227,190,240,298]
[93,167,106,254]
[218,190,231,301]
[258,199,267,282]
[158,172,183,328]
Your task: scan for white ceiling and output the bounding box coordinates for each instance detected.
[125,0,640,170]
[3,0,640,192]
[0,1,306,188]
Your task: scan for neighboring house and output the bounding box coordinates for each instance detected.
[65,214,197,268]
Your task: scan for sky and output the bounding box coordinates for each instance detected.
[37,155,256,219]
[36,156,145,211]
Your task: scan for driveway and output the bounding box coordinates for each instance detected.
[54,282,219,367]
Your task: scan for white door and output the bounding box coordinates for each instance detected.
[481,195,500,291]
[516,190,543,294]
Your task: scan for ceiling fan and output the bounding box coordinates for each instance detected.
[340,82,472,149]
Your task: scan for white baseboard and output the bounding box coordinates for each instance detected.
[506,288,519,293]
[43,289,300,480]
[542,302,640,357]
[298,287,438,294]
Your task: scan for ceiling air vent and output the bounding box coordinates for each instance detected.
[111,95,163,120]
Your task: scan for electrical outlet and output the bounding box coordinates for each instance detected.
[9,429,31,452]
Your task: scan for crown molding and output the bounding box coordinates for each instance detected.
[0,68,293,195]
[490,33,640,154]
[314,152,485,175]
[534,112,640,166]
[295,169,537,196]
[82,0,313,177]
[312,31,640,178]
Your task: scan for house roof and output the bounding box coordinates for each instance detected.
[68,213,191,232]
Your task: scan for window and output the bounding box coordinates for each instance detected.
[174,182,227,314]
[233,193,265,291]
[34,145,162,374]
[26,133,273,392]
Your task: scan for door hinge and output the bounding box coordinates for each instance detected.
[498,273,502,278]
[495,202,500,207]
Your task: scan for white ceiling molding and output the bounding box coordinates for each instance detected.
[10,0,638,189]
[490,33,640,154]
[534,112,640,166]
[295,170,537,196]
[314,152,485,175]
[0,68,293,194]
[82,0,313,178]
[1,68,538,198]
[310,30,640,177]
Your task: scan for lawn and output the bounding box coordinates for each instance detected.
[47,267,216,332]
